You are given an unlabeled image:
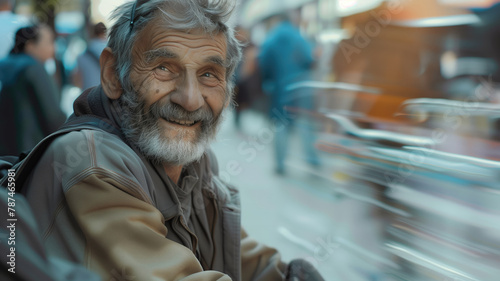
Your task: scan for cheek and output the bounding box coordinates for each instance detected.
[130,55,153,83]
[144,81,177,108]
[129,69,154,93]
[205,88,227,114]
[46,45,54,57]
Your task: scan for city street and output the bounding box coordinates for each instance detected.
[211,109,386,281]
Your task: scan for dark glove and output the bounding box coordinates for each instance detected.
[285,259,325,281]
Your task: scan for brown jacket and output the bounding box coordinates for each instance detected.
[24,87,287,281]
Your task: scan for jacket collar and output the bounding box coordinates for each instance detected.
[73,85,124,129]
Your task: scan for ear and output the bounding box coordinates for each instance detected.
[100,47,122,100]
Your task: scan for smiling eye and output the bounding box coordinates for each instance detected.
[154,65,176,81]
[200,72,221,87]
[158,66,169,72]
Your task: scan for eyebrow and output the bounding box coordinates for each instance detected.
[144,48,227,69]
[205,56,227,69]
[143,49,178,64]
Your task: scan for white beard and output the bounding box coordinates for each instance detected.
[135,122,211,166]
[118,90,225,166]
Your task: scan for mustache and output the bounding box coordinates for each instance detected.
[148,101,215,125]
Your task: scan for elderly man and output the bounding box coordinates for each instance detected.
[20,0,323,280]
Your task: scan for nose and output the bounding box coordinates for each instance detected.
[170,73,204,112]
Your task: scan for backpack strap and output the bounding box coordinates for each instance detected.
[63,115,124,141]
[1,115,124,193]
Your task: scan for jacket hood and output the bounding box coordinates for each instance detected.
[72,86,125,132]
[74,86,110,119]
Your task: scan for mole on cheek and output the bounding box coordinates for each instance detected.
[156,89,160,94]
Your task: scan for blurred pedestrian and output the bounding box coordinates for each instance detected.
[0,24,67,155]
[258,8,319,174]
[0,0,29,58]
[233,26,262,130]
[73,22,108,90]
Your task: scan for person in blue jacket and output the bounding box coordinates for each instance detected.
[258,9,320,174]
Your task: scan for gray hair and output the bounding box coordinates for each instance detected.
[108,0,242,101]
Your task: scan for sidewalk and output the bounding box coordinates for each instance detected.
[211,109,387,281]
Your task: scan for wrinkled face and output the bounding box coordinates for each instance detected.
[120,20,229,166]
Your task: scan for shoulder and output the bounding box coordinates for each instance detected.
[0,56,39,86]
[1,54,37,70]
[23,58,47,73]
[46,129,149,192]
[15,57,50,83]
[50,128,141,168]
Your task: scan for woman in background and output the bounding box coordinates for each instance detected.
[0,24,66,155]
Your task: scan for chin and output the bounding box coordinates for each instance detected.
[162,129,197,144]
[141,132,209,166]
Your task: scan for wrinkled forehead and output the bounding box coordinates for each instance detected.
[132,16,228,60]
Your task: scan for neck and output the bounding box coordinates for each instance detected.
[164,164,183,185]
